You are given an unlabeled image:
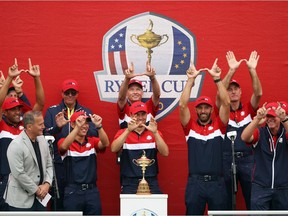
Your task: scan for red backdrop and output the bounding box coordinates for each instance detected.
[0,1,288,215]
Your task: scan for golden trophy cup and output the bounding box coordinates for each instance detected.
[130,19,169,64]
[132,150,155,195]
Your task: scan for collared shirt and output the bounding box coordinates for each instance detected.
[223,102,256,152]
[117,97,159,129]
[182,116,227,175]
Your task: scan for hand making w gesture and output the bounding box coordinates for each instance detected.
[205,58,222,79]
[143,61,156,80]
[8,58,25,78]
[186,61,203,79]
[27,58,40,77]
[245,50,259,70]
[124,62,137,80]
[226,51,244,70]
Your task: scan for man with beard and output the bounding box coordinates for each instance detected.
[241,102,288,210]
[179,59,230,215]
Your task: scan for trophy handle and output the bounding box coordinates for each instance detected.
[132,159,139,166]
[148,159,155,166]
[158,34,169,47]
[130,35,141,46]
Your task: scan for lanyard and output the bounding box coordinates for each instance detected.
[67,107,75,119]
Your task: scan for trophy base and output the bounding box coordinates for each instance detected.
[136,179,151,195]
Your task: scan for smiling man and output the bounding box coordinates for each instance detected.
[111,101,169,194]
[57,111,109,215]
[44,79,98,211]
[241,102,288,210]
[179,59,230,215]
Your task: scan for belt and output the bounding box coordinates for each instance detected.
[67,183,96,190]
[190,174,220,182]
[234,151,252,158]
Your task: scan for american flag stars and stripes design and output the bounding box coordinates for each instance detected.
[108,27,128,75]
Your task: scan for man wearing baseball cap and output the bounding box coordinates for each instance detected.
[117,61,160,129]
[179,59,230,215]
[216,51,262,210]
[111,101,169,194]
[0,58,45,210]
[242,102,288,210]
[44,79,98,210]
[58,111,109,215]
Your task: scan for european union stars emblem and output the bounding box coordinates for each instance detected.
[169,27,191,75]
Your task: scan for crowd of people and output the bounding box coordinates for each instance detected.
[0,51,288,215]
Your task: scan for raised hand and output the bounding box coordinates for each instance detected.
[27,58,40,77]
[275,102,286,121]
[55,110,69,128]
[142,61,156,79]
[256,102,268,120]
[226,51,244,70]
[245,51,259,70]
[124,62,138,79]
[142,116,158,133]
[0,71,5,88]
[75,115,86,128]
[8,58,25,78]
[205,58,222,78]
[12,75,24,96]
[127,117,140,132]
[89,114,102,128]
[186,61,203,79]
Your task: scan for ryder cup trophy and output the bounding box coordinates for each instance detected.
[132,150,155,195]
[130,19,168,64]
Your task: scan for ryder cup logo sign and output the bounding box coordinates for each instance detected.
[94,12,204,121]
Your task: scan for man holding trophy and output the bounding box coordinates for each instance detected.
[111,101,169,194]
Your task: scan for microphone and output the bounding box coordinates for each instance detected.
[44,135,55,145]
[227,130,237,141]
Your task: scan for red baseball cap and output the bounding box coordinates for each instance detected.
[70,111,91,123]
[128,79,143,89]
[130,101,147,115]
[229,79,240,87]
[2,98,23,110]
[265,102,278,117]
[195,96,213,107]
[62,79,79,92]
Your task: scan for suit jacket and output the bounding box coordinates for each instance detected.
[4,131,53,208]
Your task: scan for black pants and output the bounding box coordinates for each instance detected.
[0,174,9,211]
[8,198,46,211]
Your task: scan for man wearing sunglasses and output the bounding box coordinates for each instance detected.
[44,79,98,211]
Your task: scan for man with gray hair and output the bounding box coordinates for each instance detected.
[5,111,53,211]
